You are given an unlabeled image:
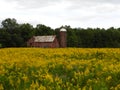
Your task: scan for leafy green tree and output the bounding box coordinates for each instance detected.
[66,28,78,47]
[0,18,22,47]
[1,18,19,33]
[0,43,2,48]
[19,23,34,46]
[35,24,55,36]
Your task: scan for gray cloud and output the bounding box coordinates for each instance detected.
[4,0,64,9]
[2,0,120,28]
[4,0,120,9]
[68,0,120,4]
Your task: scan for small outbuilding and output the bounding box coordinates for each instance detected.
[27,28,67,48]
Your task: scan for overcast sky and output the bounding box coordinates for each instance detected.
[0,0,120,29]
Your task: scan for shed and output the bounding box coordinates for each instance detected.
[27,35,59,48]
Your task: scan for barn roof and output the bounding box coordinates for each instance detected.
[33,35,56,42]
[60,28,66,32]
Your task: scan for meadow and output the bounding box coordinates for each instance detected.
[0,48,120,90]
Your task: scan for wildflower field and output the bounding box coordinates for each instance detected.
[0,48,120,90]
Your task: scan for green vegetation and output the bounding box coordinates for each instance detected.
[0,44,2,48]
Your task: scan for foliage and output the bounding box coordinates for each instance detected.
[1,18,18,31]
[35,24,55,36]
[0,44,2,48]
[0,48,120,89]
[1,18,120,47]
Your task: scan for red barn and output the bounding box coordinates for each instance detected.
[27,28,67,48]
[27,35,59,48]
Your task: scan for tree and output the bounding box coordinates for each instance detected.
[19,23,34,46]
[1,18,19,33]
[0,43,2,48]
[35,24,55,36]
[1,18,25,47]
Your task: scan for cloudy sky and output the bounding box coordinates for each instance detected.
[0,0,120,29]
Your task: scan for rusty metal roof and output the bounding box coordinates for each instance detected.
[34,35,56,42]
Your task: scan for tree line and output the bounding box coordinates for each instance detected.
[0,18,120,48]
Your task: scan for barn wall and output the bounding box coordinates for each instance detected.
[33,42,53,48]
[53,37,59,48]
[27,37,34,47]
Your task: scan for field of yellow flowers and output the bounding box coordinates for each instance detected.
[0,48,120,90]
